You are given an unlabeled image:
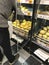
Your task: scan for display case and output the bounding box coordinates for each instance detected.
[31,0,49,52]
[12,0,49,65]
[30,0,49,64]
[12,0,34,39]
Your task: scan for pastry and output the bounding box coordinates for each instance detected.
[43,27,47,31]
[46,32,49,36]
[40,30,46,35]
[38,34,42,37]
[47,37,49,40]
[43,35,47,39]
[47,26,49,30]
[48,30,49,32]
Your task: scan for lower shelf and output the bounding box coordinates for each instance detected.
[22,41,49,65]
[32,39,49,53]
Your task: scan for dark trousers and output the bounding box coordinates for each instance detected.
[0,28,15,63]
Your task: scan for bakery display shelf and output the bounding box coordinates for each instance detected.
[17,2,33,5]
[21,12,32,16]
[40,0,49,5]
[17,10,32,17]
[32,25,49,52]
[17,0,49,5]
[16,6,33,16]
[11,33,24,43]
[23,42,49,65]
[37,5,49,20]
[13,26,29,39]
[17,15,32,21]
[19,3,33,8]
[32,37,49,53]
[18,39,30,48]
[17,12,32,17]
[34,29,49,45]
[36,35,49,44]
[37,14,49,20]
[17,0,34,5]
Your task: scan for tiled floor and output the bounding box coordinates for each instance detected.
[2,49,43,65]
[3,56,43,65]
[1,40,44,65]
[2,49,30,65]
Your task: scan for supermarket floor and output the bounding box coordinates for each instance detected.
[1,41,43,65]
[2,49,42,65]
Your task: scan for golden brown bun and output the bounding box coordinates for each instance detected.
[47,37,49,40]
[38,34,42,37]
[40,30,46,35]
[43,35,47,39]
[48,30,49,32]
[47,26,49,30]
[46,32,49,36]
[43,27,47,31]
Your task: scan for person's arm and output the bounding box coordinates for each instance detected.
[0,0,13,27]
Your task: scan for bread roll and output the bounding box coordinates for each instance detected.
[47,37,49,40]
[38,34,42,37]
[40,30,46,35]
[43,27,47,31]
[46,32,49,36]
[48,30,49,32]
[47,26,49,30]
[43,35,47,39]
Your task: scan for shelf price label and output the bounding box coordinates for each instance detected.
[44,15,49,20]
[37,14,49,20]
[40,0,49,5]
[37,14,44,19]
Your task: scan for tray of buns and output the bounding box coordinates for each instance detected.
[35,26,49,45]
[12,19,32,38]
[37,11,49,15]
[13,26,29,38]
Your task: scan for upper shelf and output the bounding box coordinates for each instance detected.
[16,6,33,16]
[17,0,49,5]
[37,14,49,20]
[20,6,32,16]
[17,0,34,4]
[40,0,49,5]
[37,10,49,20]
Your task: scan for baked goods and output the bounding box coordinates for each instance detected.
[38,26,49,41]
[29,0,32,4]
[12,19,32,32]
[43,35,47,39]
[47,26,49,30]
[48,30,49,32]
[40,30,46,35]
[47,37,49,40]
[38,34,42,37]
[20,6,31,16]
[46,32,49,36]
[43,27,47,31]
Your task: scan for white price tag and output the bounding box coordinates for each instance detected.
[37,14,49,20]
[43,15,49,20]
[46,16,49,20]
[21,0,25,3]
[37,14,44,19]
[40,0,49,5]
